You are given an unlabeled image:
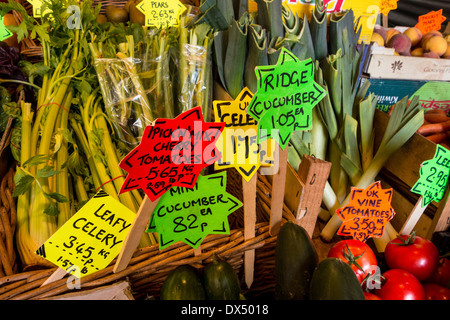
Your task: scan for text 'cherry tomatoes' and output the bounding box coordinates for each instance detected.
[384,233,439,281]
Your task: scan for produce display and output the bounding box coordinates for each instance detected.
[0,0,448,303]
[372,25,450,58]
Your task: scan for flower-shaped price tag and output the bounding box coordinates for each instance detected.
[0,15,12,41]
[380,0,398,16]
[411,145,450,207]
[247,47,326,150]
[336,181,396,242]
[213,87,275,182]
[415,9,447,35]
[119,106,225,201]
[147,171,242,250]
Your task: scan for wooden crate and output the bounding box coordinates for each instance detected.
[373,109,450,238]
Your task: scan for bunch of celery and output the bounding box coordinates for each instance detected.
[2,0,154,267]
[0,0,96,266]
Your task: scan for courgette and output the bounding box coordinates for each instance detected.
[309,257,365,300]
[160,265,206,300]
[275,221,318,300]
[203,255,241,300]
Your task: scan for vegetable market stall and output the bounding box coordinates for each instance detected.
[0,0,448,301]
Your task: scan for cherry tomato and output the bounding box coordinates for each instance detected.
[327,239,377,284]
[363,291,382,300]
[423,283,450,300]
[374,269,425,300]
[384,233,439,281]
[426,258,450,288]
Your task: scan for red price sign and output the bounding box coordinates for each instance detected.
[119,107,225,201]
[336,181,396,242]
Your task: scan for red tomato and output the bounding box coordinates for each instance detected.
[426,258,450,288]
[384,233,439,281]
[423,283,450,300]
[374,269,425,300]
[363,291,382,300]
[327,239,377,284]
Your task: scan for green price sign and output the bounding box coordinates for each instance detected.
[411,145,450,207]
[247,47,326,149]
[0,15,12,41]
[147,171,242,250]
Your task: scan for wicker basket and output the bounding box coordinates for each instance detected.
[0,167,286,300]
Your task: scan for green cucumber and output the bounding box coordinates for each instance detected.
[160,265,205,300]
[309,257,365,300]
[203,255,241,300]
[275,221,318,300]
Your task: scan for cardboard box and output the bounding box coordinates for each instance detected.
[367,54,450,81]
[362,77,450,113]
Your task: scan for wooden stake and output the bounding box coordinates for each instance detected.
[114,195,160,273]
[242,173,257,289]
[41,267,67,287]
[400,196,427,235]
[269,144,288,236]
[295,155,332,237]
[382,14,388,28]
[427,187,450,239]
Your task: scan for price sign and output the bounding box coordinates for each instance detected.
[0,15,12,41]
[27,0,52,18]
[415,9,447,35]
[380,0,398,16]
[119,106,225,201]
[247,47,326,150]
[35,190,136,278]
[137,0,186,28]
[411,145,450,207]
[336,181,396,242]
[213,87,275,182]
[147,171,242,250]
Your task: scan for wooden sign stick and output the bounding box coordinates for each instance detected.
[41,267,67,287]
[295,155,332,238]
[427,187,450,239]
[242,173,257,289]
[114,195,160,273]
[269,144,289,236]
[400,196,427,235]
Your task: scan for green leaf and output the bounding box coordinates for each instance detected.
[44,202,60,216]
[45,192,69,203]
[36,166,60,178]
[22,154,48,168]
[12,174,34,197]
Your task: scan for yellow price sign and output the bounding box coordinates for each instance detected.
[137,0,186,28]
[213,87,275,182]
[35,190,136,278]
[27,0,52,18]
